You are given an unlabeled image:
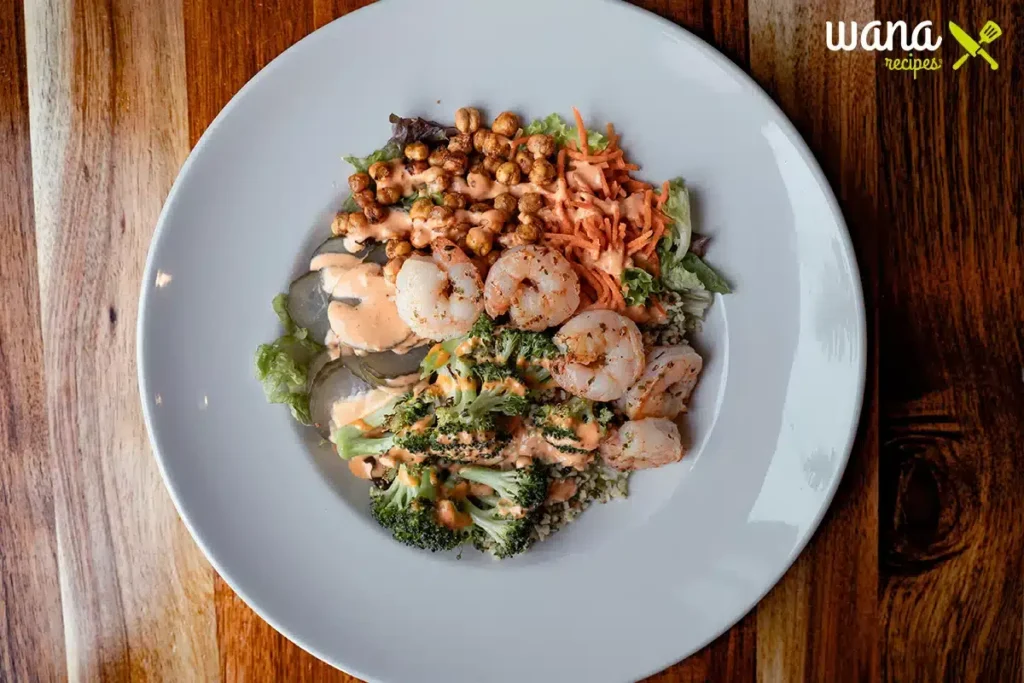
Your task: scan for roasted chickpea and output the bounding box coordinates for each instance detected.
[409,197,434,221]
[455,107,482,134]
[518,192,543,214]
[492,111,520,137]
[448,133,473,155]
[410,229,432,249]
[348,212,369,230]
[368,161,391,181]
[529,158,556,184]
[472,129,492,153]
[405,141,429,161]
[465,227,493,257]
[386,239,413,259]
[442,151,469,175]
[376,186,401,205]
[427,171,452,193]
[383,258,405,285]
[493,193,518,214]
[353,188,376,208]
[482,133,511,159]
[429,205,454,223]
[526,134,556,158]
[495,161,522,185]
[469,202,492,213]
[443,192,467,210]
[428,148,448,167]
[364,203,389,224]
[516,219,542,244]
[348,173,371,193]
[331,212,350,236]
[448,222,473,241]
[514,149,534,175]
[469,161,487,177]
[483,156,503,174]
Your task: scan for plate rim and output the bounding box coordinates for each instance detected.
[137,0,868,679]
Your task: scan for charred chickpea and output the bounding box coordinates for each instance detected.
[363,203,389,224]
[383,258,405,285]
[368,161,391,181]
[353,188,376,208]
[409,197,434,221]
[348,172,371,193]
[410,230,432,249]
[408,160,430,174]
[493,192,518,214]
[518,192,543,215]
[495,161,522,185]
[482,134,511,159]
[472,128,492,153]
[348,212,369,231]
[386,239,413,259]
[427,170,452,193]
[469,161,487,177]
[514,149,534,175]
[483,156,503,174]
[448,221,473,241]
[376,186,401,205]
[429,205,455,223]
[466,227,493,257]
[492,111,520,137]
[529,158,556,184]
[455,107,482,134]
[469,202,492,213]
[526,134,556,158]
[516,216,543,243]
[442,151,469,175]
[428,148,448,167]
[448,133,473,155]
[404,141,429,161]
[331,212,350,236]
[443,192,467,210]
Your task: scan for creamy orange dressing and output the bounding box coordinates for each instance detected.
[348,456,387,480]
[575,420,602,451]
[309,252,362,272]
[545,479,578,505]
[323,262,411,352]
[503,429,594,470]
[481,377,528,397]
[329,387,403,434]
[567,161,605,192]
[582,248,626,281]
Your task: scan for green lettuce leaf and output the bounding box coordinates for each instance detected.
[255,294,324,424]
[622,268,662,307]
[521,113,609,153]
[680,253,731,294]
[343,141,403,174]
[655,178,692,259]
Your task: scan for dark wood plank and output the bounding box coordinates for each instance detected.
[0,1,66,680]
[876,0,1024,680]
[747,0,881,681]
[183,1,361,679]
[23,0,218,679]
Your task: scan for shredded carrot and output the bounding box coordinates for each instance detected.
[572,106,588,153]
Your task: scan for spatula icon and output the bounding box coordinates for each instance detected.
[951,21,1002,70]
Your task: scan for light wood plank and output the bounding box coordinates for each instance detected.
[747,0,881,681]
[24,0,218,679]
[0,0,66,678]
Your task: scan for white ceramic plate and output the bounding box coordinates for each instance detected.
[138,0,865,680]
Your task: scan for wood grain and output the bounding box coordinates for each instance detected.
[2,0,1022,680]
[0,1,66,680]
[876,0,1024,680]
[23,0,217,679]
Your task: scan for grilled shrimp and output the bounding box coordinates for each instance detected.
[395,238,484,341]
[616,345,703,420]
[483,245,580,331]
[550,310,645,401]
[599,418,684,471]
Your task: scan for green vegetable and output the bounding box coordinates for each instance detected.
[654,178,731,298]
[343,142,402,174]
[680,253,731,294]
[332,395,403,459]
[656,178,692,259]
[534,397,613,451]
[398,190,444,210]
[254,294,324,424]
[622,267,662,307]
[370,464,465,553]
[458,465,548,509]
[521,113,609,153]
[420,314,496,376]
[464,497,534,559]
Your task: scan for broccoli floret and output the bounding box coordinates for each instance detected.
[370,464,464,552]
[533,397,613,449]
[468,314,496,339]
[393,431,438,455]
[333,395,403,460]
[468,367,530,418]
[473,362,515,383]
[420,315,496,376]
[458,465,548,509]
[388,393,435,432]
[464,498,534,559]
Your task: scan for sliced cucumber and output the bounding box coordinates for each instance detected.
[308,359,373,437]
[342,345,430,386]
[286,271,332,344]
[312,237,387,265]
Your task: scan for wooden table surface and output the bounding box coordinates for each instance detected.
[2,0,1022,680]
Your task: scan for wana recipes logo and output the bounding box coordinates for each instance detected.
[825,19,1004,77]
